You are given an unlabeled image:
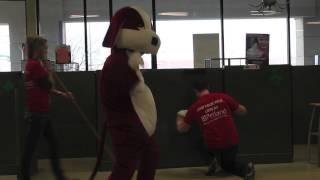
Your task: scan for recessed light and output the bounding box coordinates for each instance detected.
[306,21,320,25]
[158,12,189,17]
[251,13,265,16]
[70,14,100,19]
[250,10,279,16]
[250,10,274,13]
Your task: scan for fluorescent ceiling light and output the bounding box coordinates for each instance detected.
[70,14,100,19]
[158,12,189,17]
[250,10,279,16]
[307,21,320,25]
[251,13,265,16]
[250,10,274,13]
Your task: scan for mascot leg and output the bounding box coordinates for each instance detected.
[137,136,159,180]
[108,129,141,180]
[108,129,158,180]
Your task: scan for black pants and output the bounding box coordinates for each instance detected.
[20,112,66,180]
[209,145,249,177]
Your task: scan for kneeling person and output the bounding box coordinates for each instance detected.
[177,81,255,180]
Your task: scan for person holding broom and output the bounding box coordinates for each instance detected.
[20,36,74,180]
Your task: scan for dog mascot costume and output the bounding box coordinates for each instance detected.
[90,6,161,180]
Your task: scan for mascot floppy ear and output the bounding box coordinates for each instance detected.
[102,7,141,48]
[102,6,161,55]
[102,8,125,48]
[102,21,119,48]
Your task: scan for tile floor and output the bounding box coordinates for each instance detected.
[1,145,319,180]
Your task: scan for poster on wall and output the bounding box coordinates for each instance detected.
[246,34,270,66]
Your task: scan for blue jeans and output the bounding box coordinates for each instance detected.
[20,112,66,180]
[209,145,249,177]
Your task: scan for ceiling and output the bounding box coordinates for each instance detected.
[3,0,319,21]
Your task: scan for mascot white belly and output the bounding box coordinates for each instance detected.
[131,80,157,136]
[128,52,157,136]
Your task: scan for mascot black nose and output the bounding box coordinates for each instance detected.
[151,37,159,46]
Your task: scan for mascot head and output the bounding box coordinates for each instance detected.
[103,7,161,55]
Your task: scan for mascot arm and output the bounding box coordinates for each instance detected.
[101,62,140,110]
[117,64,140,93]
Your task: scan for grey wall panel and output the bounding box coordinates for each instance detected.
[38,72,97,158]
[98,69,223,170]
[143,69,223,168]
[292,66,320,144]
[0,66,297,174]
[0,72,23,174]
[98,67,293,170]
[224,66,292,160]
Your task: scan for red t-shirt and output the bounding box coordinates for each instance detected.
[185,93,240,149]
[24,59,50,112]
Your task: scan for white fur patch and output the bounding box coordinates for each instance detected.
[117,29,160,55]
[177,110,188,118]
[127,51,157,136]
[131,82,157,136]
[115,7,161,55]
[127,51,144,71]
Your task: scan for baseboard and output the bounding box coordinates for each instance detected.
[0,163,19,175]
[0,159,38,175]
[98,153,293,171]
[100,160,113,171]
[239,153,293,164]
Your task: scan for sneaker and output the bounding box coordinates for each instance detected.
[244,162,255,180]
[206,158,222,176]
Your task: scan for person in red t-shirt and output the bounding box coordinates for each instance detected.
[21,36,74,180]
[177,81,255,180]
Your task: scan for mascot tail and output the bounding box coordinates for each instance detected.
[89,120,110,180]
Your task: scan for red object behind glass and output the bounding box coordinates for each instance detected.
[55,45,71,64]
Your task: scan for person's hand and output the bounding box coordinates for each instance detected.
[176,115,186,130]
[176,117,185,128]
[62,91,74,100]
[176,110,190,133]
[44,60,54,72]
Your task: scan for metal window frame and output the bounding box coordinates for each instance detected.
[34,0,292,69]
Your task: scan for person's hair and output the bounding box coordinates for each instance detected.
[193,80,209,92]
[27,36,47,59]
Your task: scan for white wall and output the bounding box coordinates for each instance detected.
[303,0,320,65]
[292,18,305,65]
[0,1,26,71]
[193,34,220,68]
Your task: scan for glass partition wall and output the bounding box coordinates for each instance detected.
[22,0,320,71]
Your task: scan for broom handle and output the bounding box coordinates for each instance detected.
[52,72,115,161]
